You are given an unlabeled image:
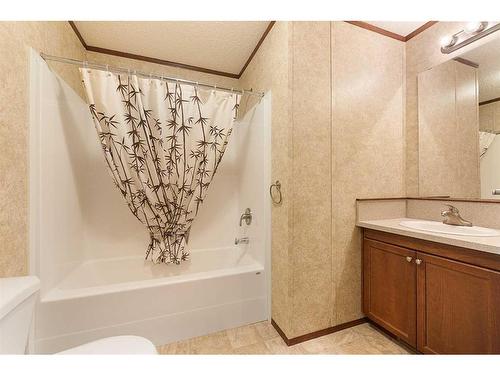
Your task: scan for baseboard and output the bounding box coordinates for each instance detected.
[271,317,368,346]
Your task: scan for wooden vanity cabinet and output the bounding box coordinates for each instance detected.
[363,239,417,347]
[363,229,500,354]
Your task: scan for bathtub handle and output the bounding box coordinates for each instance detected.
[269,180,282,205]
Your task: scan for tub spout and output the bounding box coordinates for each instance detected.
[235,237,250,245]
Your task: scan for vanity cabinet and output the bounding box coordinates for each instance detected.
[363,229,500,354]
[363,239,416,347]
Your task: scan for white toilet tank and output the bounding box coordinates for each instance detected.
[0,276,40,354]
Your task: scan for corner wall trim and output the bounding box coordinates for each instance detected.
[85,45,239,79]
[453,57,479,68]
[238,21,275,77]
[68,21,87,49]
[68,21,275,79]
[271,317,368,346]
[404,21,439,41]
[345,21,406,41]
[345,21,438,42]
[479,97,500,106]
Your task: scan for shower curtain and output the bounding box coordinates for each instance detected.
[80,68,240,264]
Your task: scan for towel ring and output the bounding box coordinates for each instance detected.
[269,180,282,204]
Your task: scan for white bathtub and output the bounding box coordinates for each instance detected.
[34,247,268,354]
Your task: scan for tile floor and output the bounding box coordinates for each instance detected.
[157,321,412,354]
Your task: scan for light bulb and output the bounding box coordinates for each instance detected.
[465,22,487,34]
[440,35,457,48]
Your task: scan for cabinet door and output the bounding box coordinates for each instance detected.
[363,239,417,347]
[417,253,500,354]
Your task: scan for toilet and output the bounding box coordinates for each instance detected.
[0,276,158,354]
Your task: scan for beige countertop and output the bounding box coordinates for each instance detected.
[357,218,500,257]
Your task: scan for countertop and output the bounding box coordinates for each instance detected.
[357,218,500,256]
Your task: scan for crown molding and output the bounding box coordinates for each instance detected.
[68,21,275,79]
[345,21,438,42]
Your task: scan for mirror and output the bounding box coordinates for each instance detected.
[417,38,500,200]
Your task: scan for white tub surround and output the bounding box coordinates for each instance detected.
[35,247,266,354]
[29,51,271,353]
[356,198,500,256]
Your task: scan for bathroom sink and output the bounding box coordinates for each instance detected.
[399,220,500,237]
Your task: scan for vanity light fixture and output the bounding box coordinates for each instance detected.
[464,21,488,34]
[440,35,458,48]
[441,22,500,54]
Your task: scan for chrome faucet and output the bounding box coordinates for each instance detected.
[239,208,252,226]
[235,237,250,245]
[441,205,472,227]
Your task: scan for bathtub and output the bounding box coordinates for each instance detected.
[34,247,268,354]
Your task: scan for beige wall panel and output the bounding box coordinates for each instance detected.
[331,22,405,325]
[479,101,500,133]
[455,62,480,197]
[479,103,495,132]
[239,21,293,336]
[418,60,479,198]
[0,22,86,277]
[289,21,332,337]
[418,60,458,196]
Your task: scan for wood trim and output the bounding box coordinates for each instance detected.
[480,97,500,106]
[68,21,87,49]
[404,21,438,41]
[356,196,450,201]
[363,229,500,272]
[453,57,479,68]
[345,21,406,41]
[271,318,368,346]
[68,21,275,79]
[85,45,239,79]
[345,21,438,42]
[356,196,500,204]
[238,21,275,77]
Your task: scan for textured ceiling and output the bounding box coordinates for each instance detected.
[75,21,270,75]
[366,21,427,37]
[460,37,500,102]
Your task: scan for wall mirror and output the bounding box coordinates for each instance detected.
[417,37,500,200]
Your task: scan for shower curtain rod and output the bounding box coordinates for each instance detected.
[40,52,265,98]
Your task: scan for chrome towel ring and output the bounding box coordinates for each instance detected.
[269,180,282,204]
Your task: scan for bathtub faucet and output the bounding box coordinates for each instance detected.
[235,237,250,245]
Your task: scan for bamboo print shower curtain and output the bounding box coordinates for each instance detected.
[80,68,239,264]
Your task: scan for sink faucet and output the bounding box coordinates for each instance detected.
[441,205,472,227]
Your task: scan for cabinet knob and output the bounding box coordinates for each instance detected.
[415,259,423,265]
[406,256,413,263]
